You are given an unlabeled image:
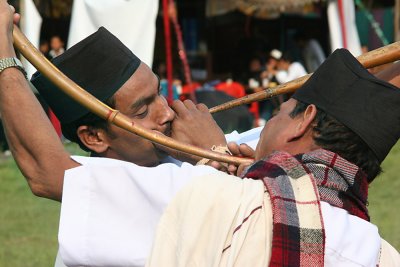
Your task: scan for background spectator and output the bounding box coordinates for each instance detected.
[275,51,307,84]
[294,32,326,73]
[49,35,65,58]
[39,39,51,59]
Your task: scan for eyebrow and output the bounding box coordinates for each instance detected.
[129,75,161,111]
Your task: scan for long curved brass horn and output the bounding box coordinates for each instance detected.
[12,26,253,165]
[209,41,400,114]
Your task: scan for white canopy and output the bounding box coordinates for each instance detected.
[67,0,159,67]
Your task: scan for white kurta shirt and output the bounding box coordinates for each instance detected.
[57,127,263,267]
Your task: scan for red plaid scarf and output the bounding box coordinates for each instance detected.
[244,149,369,267]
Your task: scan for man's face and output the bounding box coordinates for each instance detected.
[255,98,299,160]
[104,63,175,166]
[278,59,290,71]
[267,58,278,68]
[50,36,64,51]
[249,58,262,72]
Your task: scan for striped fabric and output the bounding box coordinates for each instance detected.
[244,149,369,267]
[299,150,369,221]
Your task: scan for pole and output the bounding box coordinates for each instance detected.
[395,0,400,42]
[162,0,174,104]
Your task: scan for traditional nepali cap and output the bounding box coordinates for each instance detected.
[293,48,400,163]
[31,27,141,123]
[270,49,282,60]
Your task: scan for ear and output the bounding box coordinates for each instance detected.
[77,126,110,154]
[288,104,317,141]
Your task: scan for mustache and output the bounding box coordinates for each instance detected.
[163,122,172,137]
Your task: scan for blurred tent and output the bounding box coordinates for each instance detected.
[68,0,159,67]
[206,0,362,56]
[33,0,73,18]
[22,0,157,67]
[206,0,319,19]
[396,0,400,41]
[327,0,361,56]
[20,0,42,79]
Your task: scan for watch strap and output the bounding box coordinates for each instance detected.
[0,57,28,79]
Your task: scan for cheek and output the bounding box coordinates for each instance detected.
[136,115,158,130]
[254,140,264,160]
[255,120,282,158]
[111,125,142,144]
[118,131,155,158]
[255,128,270,159]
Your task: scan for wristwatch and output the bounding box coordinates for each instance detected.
[0,57,27,79]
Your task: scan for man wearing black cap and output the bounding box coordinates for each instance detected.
[147,49,400,266]
[0,3,263,266]
[30,25,231,174]
[1,13,235,202]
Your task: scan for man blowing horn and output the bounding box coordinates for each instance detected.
[147,50,400,266]
[0,2,260,266]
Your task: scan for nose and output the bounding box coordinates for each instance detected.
[155,95,175,126]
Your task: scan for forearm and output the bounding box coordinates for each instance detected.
[0,71,65,199]
[0,16,76,200]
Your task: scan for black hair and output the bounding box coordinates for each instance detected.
[281,51,294,63]
[39,39,48,46]
[61,95,116,152]
[290,100,382,182]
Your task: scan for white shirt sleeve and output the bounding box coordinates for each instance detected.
[59,157,217,267]
[321,202,381,266]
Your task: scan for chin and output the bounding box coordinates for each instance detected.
[141,149,168,167]
[141,156,160,167]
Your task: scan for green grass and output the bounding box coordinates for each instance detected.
[0,157,60,267]
[0,143,87,267]
[369,142,400,250]
[0,143,398,266]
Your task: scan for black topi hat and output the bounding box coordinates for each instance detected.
[293,49,400,163]
[31,27,141,124]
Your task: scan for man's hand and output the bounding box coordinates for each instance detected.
[160,99,227,163]
[226,142,255,176]
[0,2,19,41]
[202,142,255,175]
[171,100,226,148]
